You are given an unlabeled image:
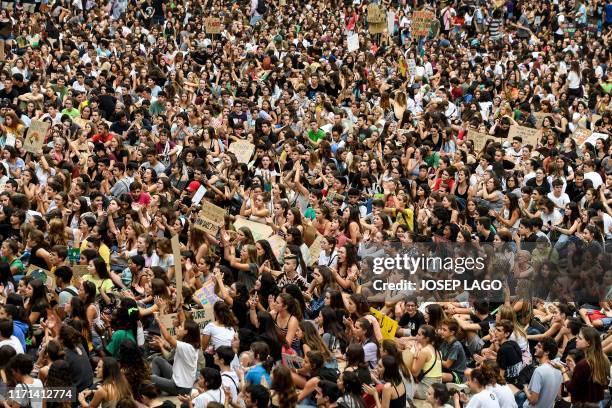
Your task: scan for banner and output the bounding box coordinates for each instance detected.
[411,10,435,37]
[228,140,255,163]
[24,120,50,153]
[369,307,399,340]
[233,216,273,242]
[205,17,222,34]
[508,125,541,147]
[171,235,183,309]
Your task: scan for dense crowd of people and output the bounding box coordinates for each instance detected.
[0,0,610,406]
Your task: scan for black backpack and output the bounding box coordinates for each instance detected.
[256,0,267,14]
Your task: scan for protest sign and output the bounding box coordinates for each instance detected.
[24,120,49,153]
[191,185,207,205]
[574,127,593,146]
[369,307,399,340]
[171,235,183,309]
[205,17,222,34]
[267,234,286,260]
[468,130,491,152]
[27,264,56,291]
[407,59,417,76]
[194,200,226,236]
[582,132,608,147]
[508,125,541,147]
[411,10,435,37]
[308,234,323,266]
[387,11,395,35]
[193,278,220,307]
[234,216,273,241]
[282,353,305,370]
[228,140,255,163]
[347,33,359,52]
[159,307,213,337]
[533,112,551,129]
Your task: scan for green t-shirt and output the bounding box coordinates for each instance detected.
[106,329,136,357]
[308,128,325,143]
[424,152,441,168]
[61,107,80,118]
[304,206,316,220]
[2,257,24,275]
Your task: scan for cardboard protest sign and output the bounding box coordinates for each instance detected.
[369,307,399,340]
[233,216,273,241]
[67,247,81,264]
[160,307,214,337]
[194,200,226,236]
[205,17,222,34]
[308,234,324,266]
[508,125,541,147]
[191,185,207,205]
[533,112,551,129]
[267,235,286,260]
[582,132,608,147]
[24,120,50,153]
[411,10,435,37]
[347,33,359,52]
[171,235,183,309]
[573,127,593,146]
[468,130,491,152]
[71,264,89,285]
[228,140,255,163]
[407,59,417,76]
[27,264,56,291]
[193,278,220,307]
[282,353,305,370]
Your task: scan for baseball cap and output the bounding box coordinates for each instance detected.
[187,181,201,193]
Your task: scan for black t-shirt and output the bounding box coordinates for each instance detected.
[497,340,523,382]
[566,181,586,203]
[469,313,495,338]
[0,87,19,103]
[398,311,426,336]
[562,337,577,362]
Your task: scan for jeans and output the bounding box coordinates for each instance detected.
[151,357,193,396]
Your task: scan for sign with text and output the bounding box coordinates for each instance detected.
[508,125,541,147]
[308,234,323,266]
[468,130,491,152]
[233,216,273,242]
[194,200,226,236]
[24,120,50,153]
[27,264,56,291]
[574,127,593,146]
[347,33,359,52]
[193,278,220,308]
[160,307,214,338]
[370,307,399,340]
[411,10,435,37]
[205,17,222,34]
[228,140,255,164]
[533,112,551,129]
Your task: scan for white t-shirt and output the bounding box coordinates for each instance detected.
[488,384,517,408]
[221,371,240,403]
[172,341,199,388]
[0,336,25,354]
[201,322,236,350]
[193,388,225,408]
[466,389,501,408]
[584,171,603,189]
[546,192,570,210]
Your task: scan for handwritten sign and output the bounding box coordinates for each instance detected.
[233,216,273,242]
[573,127,593,146]
[228,140,255,164]
[24,120,49,153]
[411,10,435,37]
[582,132,608,147]
[205,17,222,34]
[308,234,323,266]
[468,130,491,152]
[267,235,286,260]
[71,264,89,286]
[407,59,417,76]
[160,307,213,337]
[533,112,551,129]
[370,307,399,340]
[347,33,359,52]
[26,264,56,291]
[193,278,220,308]
[171,235,183,309]
[282,353,304,370]
[508,125,541,148]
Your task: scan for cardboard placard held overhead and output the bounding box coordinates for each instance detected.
[233,216,273,242]
[159,307,214,337]
[171,235,183,309]
[228,140,255,163]
[411,10,435,37]
[508,125,541,148]
[193,278,220,307]
[205,17,222,34]
[308,234,324,266]
[24,120,50,153]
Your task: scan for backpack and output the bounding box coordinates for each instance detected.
[256,0,267,15]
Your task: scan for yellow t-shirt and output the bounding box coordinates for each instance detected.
[82,274,114,295]
[79,241,111,266]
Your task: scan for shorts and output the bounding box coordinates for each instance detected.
[443,368,464,384]
[0,33,13,41]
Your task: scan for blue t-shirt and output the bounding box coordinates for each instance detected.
[244,364,271,387]
[606,3,612,24]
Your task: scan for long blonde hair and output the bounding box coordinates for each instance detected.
[498,304,527,339]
